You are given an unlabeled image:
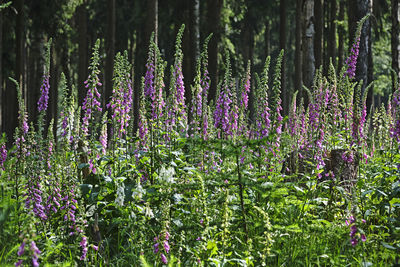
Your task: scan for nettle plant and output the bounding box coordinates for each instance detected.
[0,19,399,267]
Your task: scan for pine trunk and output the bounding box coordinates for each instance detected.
[314,0,323,69]
[302,0,315,106]
[206,0,223,103]
[105,0,116,108]
[77,2,88,108]
[295,0,302,98]
[392,0,400,93]
[280,0,287,115]
[338,0,345,71]
[327,0,337,69]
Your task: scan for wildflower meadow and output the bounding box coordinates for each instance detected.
[1,20,400,266]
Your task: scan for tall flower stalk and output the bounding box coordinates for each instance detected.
[82,39,102,137]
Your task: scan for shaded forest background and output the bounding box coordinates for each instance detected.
[0,0,399,145]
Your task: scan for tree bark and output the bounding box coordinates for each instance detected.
[49,41,59,135]
[0,9,2,133]
[354,0,371,109]
[338,0,345,71]
[206,0,223,103]
[105,0,116,108]
[16,0,25,93]
[367,0,373,111]
[327,0,337,69]
[280,0,288,115]
[302,0,315,106]
[265,19,271,59]
[392,0,400,93]
[77,2,88,108]
[314,0,323,69]
[295,0,302,98]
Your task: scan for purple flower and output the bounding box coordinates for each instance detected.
[153,242,159,254]
[160,253,168,264]
[82,76,102,136]
[100,123,108,155]
[361,234,366,242]
[163,240,170,254]
[25,180,47,221]
[37,74,50,112]
[241,63,251,110]
[80,236,88,260]
[15,260,23,267]
[17,241,25,257]
[0,144,7,170]
[345,37,360,79]
[30,241,40,267]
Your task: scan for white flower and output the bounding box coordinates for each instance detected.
[144,204,154,218]
[115,183,125,207]
[158,165,176,183]
[132,183,145,200]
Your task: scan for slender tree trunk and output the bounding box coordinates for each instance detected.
[207,0,223,103]
[354,0,371,109]
[303,0,315,106]
[338,0,345,71]
[295,0,302,98]
[184,0,200,124]
[367,0,373,110]
[77,2,88,108]
[265,19,271,59]
[242,9,255,122]
[27,34,41,124]
[16,0,24,91]
[327,0,337,69]
[314,0,323,69]
[348,1,357,47]
[49,41,59,135]
[105,0,116,108]
[0,10,2,133]
[280,0,288,115]
[392,0,400,93]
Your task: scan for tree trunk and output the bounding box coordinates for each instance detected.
[105,0,116,108]
[392,0,400,93]
[184,0,201,124]
[327,0,337,69]
[338,0,345,71]
[0,9,2,133]
[314,0,323,69]
[348,1,357,46]
[280,0,288,115]
[77,2,88,108]
[16,0,25,93]
[242,8,255,122]
[302,0,315,106]
[265,19,271,59]
[367,0,373,111]
[49,41,59,135]
[295,0,302,98]
[354,0,371,109]
[207,0,223,103]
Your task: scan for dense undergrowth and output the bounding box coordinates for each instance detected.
[0,22,400,266]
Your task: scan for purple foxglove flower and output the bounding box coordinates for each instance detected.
[163,240,170,254]
[160,253,168,264]
[80,236,88,260]
[37,74,50,112]
[0,144,7,170]
[17,241,25,256]
[345,37,360,79]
